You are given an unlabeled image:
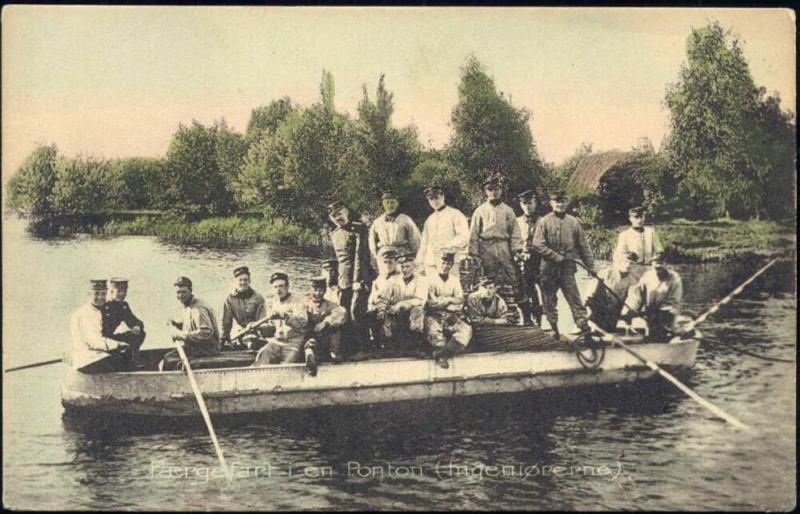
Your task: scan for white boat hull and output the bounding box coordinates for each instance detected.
[61,339,699,417]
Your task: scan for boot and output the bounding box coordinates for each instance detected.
[305,347,318,376]
[551,323,560,341]
[518,300,534,326]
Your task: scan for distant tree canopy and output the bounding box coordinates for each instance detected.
[665,22,796,220]
[448,55,547,209]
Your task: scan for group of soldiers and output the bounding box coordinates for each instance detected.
[69,174,685,375]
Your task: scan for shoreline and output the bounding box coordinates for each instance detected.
[7,213,795,264]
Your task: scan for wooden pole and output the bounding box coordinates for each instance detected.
[174,342,232,480]
[5,358,63,373]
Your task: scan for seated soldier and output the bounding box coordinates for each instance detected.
[255,272,310,365]
[304,275,349,375]
[103,277,146,369]
[584,251,639,334]
[367,248,402,348]
[381,253,429,357]
[621,255,684,339]
[320,259,341,303]
[424,251,473,369]
[465,276,514,326]
[221,265,268,351]
[69,279,130,373]
[161,276,221,371]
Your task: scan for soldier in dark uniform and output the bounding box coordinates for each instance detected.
[515,189,544,326]
[102,277,146,369]
[328,200,374,355]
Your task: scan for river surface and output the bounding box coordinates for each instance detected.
[2,217,796,510]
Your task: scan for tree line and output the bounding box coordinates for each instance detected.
[6,22,795,233]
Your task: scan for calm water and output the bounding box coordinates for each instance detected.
[2,217,796,510]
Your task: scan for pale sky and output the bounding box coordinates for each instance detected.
[1,6,795,186]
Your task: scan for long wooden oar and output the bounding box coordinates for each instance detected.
[594,327,752,430]
[174,341,232,480]
[5,358,63,373]
[669,258,778,341]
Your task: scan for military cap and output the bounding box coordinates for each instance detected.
[310,275,327,288]
[233,266,250,277]
[381,191,398,201]
[423,184,444,196]
[398,253,415,264]
[321,259,339,270]
[173,276,193,289]
[517,189,537,200]
[549,191,568,201]
[482,175,502,188]
[270,272,290,284]
[478,276,496,286]
[327,200,346,214]
[623,251,639,262]
[628,206,646,216]
[90,279,108,291]
[439,251,455,263]
[109,277,129,287]
[379,248,399,260]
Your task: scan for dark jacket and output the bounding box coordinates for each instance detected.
[330,221,373,289]
[102,300,144,338]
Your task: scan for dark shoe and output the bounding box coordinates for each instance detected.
[330,352,343,364]
[305,351,318,376]
[435,356,450,369]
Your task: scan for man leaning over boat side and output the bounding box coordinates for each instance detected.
[465,276,513,326]
[620,255,685,340]
[368,191,421,277]
[328,200,374,354]
[416,183,470,279]
[160,276,222,371]
[254,272,310,366]
[584,251,639,334]
[380,252,429,358]
[424,251,473,369]
[532,191,595,343]
[68,279,131,373]
[304,275,349,375]
[220,265,268,351]
[103,277,146,369]
[612,205,664,281]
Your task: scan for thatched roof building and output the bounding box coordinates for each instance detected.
[566,150,634,197]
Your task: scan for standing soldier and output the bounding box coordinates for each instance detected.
[532,191,595,343]
[328,200,373,351]
[368,191,421,276]
[220,266,268,350]
[613,205,664,280]
[304,275,349,374]
[515,189,544,327]
[424,251,473,369]
[416,183,470,279]
[103,277,146,369]
[468,174,524,307]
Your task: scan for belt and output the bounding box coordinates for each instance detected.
[479,237,509,242]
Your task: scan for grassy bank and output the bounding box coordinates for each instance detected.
[99,215,324,246]
[588,218,796,262]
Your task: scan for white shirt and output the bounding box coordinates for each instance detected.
[613,226,663,266]
[426,273,465,313]
[395,274,429,308]
[68,303,120,369]
[417,206,470,267]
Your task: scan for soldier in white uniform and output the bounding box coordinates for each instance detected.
[613,206,664,280]
[416,184,470,279]
[424,251,473,368]
[68,279,130,373]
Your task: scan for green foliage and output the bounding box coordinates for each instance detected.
[547,143,593,194]
[665,22,796,220]
[448,55,547,209]
[105,157,167,210]
[163,120,242,218]
[51,155,110,214]
[5,144,59,216]
[245,97,296,145]
[403,150,469,225]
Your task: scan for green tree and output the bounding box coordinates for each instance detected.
[404,149,469,224]
[5,144,59,216]
[245,97,296,146]
[51,155,109,214]
[448,55,546,208]
[105,157,167,210]
[163,120,241,218]
[665,22,796,219]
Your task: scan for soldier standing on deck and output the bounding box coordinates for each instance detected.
[328,200,374,353]
[368,191,421,276]
[416,184,470,279]
[515,189,544,327]
[532,191,595,343]
[612,205,664,281]
[468,174,524,310]
[102,277,146,369]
